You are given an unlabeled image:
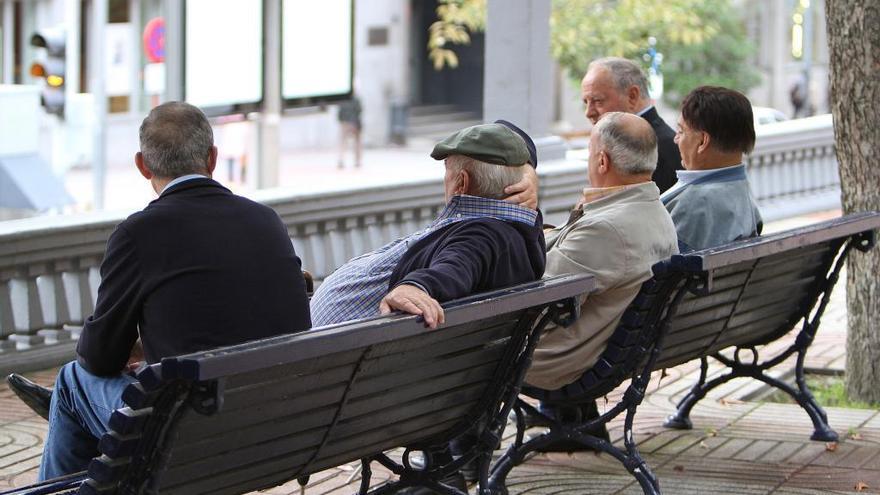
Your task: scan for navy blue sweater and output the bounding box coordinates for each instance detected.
[388,215,546,302]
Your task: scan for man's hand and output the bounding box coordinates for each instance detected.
[379,284,445,329]
[503,166,539,209]
[124,340,145,373]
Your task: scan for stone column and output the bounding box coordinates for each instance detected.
[162,0,183,102]
[256,0,280,189]
[484,0,565,161]
[770,0,789,113]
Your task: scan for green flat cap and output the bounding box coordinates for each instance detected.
[431,123,530,166]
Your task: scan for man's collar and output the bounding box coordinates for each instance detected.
[673,164,746,185]
[635,104,654,117]
[438,194,538,227]
[159,174,210,196]
[580,183,644,205]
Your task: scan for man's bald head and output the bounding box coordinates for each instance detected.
[592,112,657,176]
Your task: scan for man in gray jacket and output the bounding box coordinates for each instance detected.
[661,86,762,252]
[526,112,678,390]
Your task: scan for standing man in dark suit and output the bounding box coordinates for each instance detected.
[581,57,682,193]
[7,102,311,480]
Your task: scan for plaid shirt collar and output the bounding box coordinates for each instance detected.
[433,194,538,229]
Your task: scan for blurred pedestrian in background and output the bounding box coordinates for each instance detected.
[337,95,363,169]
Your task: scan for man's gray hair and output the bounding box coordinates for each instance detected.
[446,154,526,200]
[139,101,214,178]
[589,57,650,100]
[593,112,657,175]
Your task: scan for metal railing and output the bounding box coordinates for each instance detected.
[0,116,840,369]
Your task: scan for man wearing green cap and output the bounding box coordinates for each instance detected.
[310,123,546,329]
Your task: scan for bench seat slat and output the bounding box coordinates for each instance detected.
[222,349,364,390]
[363,314,522,359]
[168,359,500,459]
[159,404,472,493]
[666,278,811,344]
[200,318,517,414]
[180,343,504,440]
[162,417,463,495]
[219,366,354,413]
[316,405,473,461]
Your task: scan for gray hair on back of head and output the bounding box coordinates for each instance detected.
[594,112,657,175]
[446,154,526,200]
[139,101,214,178]
[589,57,650,100]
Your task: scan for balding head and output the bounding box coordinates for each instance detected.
[582,57,651,124]
[591,112,657,180]
[138,101,214,179]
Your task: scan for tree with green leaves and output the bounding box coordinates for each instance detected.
[429,0,760,106]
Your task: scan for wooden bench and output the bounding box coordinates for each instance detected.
[3,274,594,495]
[488,212,880,495]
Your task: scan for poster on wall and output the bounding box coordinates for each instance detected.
[105,23,134,97]
[184,0,263,114]
[282,0,353,105]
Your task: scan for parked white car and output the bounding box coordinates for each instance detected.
[753,106,789,126]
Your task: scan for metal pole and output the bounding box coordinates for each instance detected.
[162,0,183,102]
[129,0,140,113]
[91,0,107,210]
[257,0,280,189]
[65,0,80,94]
[2,0,14,84]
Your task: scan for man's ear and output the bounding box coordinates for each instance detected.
[697,132,711,154]
[134,152,153,180]
[205,146,218,177]
[626,85,641,110]
[599,150,610,174]
[458,169,471,195]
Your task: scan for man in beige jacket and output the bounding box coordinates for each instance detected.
[526,112,678,391]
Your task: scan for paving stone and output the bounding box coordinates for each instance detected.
[761,441,811,464]
[734,439,781,461]
[784,442,830,466]
[679,434,728,457]
[652,432,705,456]
[783,465,880,493]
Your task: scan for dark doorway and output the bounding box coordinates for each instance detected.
[410,0,484,117]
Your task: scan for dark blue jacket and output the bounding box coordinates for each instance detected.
[388,215,546,302]
[76,178,311,376]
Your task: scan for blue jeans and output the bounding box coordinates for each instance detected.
[38,361,136,481]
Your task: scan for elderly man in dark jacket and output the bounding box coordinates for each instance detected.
[311,122,546,329]
[7,102,311,481]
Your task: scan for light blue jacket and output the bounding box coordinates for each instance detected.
[661,165,762,252]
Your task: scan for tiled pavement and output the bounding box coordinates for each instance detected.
[2,210,879,494]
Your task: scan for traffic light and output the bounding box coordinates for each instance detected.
[30,28,66,118]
